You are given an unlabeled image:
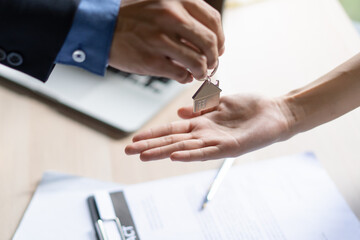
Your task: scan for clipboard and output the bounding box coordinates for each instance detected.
[87,191,140,240]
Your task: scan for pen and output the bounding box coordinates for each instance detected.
[201,157,236,210]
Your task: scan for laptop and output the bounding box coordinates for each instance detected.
[0,64,185,133]
[0,0,224,134]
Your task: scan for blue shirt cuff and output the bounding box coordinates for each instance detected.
[55,0,121,76]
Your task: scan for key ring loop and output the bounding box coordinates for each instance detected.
[198,59,219,81]
[209,59,219,78]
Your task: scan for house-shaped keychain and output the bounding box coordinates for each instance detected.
[192,80,222,113]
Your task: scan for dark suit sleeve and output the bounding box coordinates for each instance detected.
[0,0,81,82]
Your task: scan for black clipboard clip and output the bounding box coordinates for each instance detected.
[87,195,125,240]
[87,191,140,240]
[96,217,125,240]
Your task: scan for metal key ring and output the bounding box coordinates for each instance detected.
[197,59,219,81]
[209,59,219,78]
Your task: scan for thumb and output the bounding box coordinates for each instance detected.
[177,106,201,119]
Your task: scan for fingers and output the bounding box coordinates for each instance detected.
[132,121,192,142]
[177,105,218,119]
[147,57,194,84]
[139,139,208,161]
[173,19,219,72]
[182,0,225,58]
[171,146,222,162]
[200,106,219,115]
[125,133,192,155]
[157,1,221,72]
[156,34,207,80]
[219,45,225,56]
[129,135,223,162]
[177,106,200,119]
[111,0,225,84]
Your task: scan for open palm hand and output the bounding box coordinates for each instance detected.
[125,94,292,161]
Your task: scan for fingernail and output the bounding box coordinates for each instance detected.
[196,72,207,81]
[209,62,216,69]
[219,45,225,56]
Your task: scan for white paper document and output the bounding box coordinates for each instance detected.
[14,153,360,240]
[123,152,360,240]
[13,172,124,240]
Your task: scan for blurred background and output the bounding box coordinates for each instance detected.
[339,0,360,32]
[227,0,359,33]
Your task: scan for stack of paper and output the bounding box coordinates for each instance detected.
[14,152,360,239]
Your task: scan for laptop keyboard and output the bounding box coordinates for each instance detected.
[108,67,171,93]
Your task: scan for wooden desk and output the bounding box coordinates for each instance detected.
[1,0,359,239]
